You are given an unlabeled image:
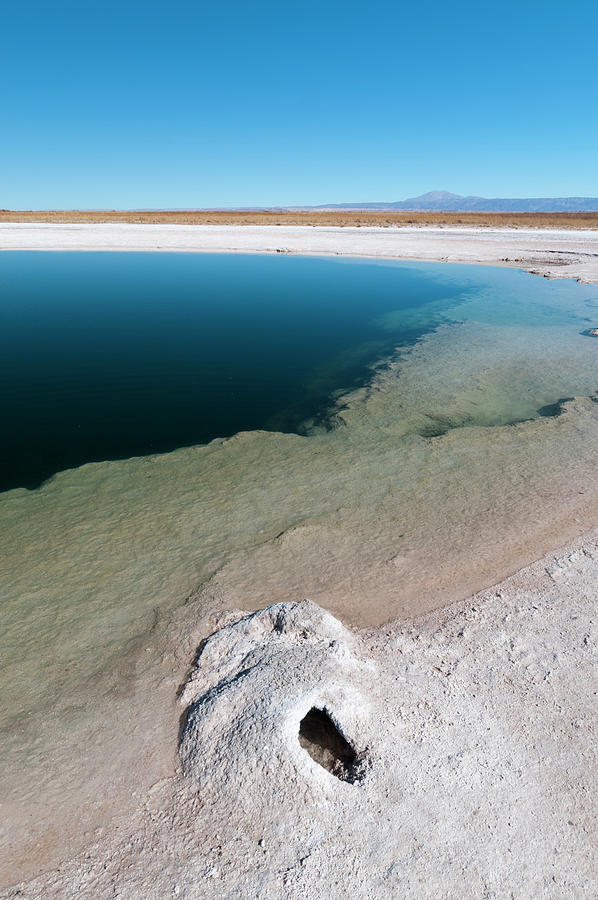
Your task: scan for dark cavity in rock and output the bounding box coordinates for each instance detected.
[299,707,361,782]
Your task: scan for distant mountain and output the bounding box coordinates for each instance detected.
[310,191,598,212]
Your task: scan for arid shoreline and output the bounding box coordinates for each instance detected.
[2,221,598,284]
[7,531,598,898]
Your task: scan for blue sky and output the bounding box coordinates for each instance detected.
[2,0,597,208]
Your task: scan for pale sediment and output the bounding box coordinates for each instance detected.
[1,226,598,891]
[7,535,597,899]
[1,220,598,283]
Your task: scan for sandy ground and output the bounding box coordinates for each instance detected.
[1,224,597,896]
[2,209,598,229]
[1,221,598,283]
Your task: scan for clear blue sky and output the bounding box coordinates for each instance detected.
[2,0,597,208]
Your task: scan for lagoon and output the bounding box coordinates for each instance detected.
[3,252,598,883]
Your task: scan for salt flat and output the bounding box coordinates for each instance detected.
[2,221,598,282]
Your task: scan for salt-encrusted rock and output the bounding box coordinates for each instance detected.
[179,601,374,799]
[172,585,596,899]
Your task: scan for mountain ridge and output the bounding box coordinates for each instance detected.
[307,191,598,212]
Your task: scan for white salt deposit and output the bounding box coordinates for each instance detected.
[1,221,598,283]
[10,535,597,898]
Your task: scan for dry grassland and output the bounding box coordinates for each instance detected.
[1,209,598,229]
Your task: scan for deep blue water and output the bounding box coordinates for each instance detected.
[1,251,595,492]
[0,252,479,490]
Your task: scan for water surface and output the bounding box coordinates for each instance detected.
[3,252,598,492]
[0,251,475,491]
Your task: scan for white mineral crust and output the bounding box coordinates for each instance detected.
[2,221,598,283]
[12,539,597,899]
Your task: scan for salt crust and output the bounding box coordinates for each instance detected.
[1,221,598,283]
[7,532,597,899]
